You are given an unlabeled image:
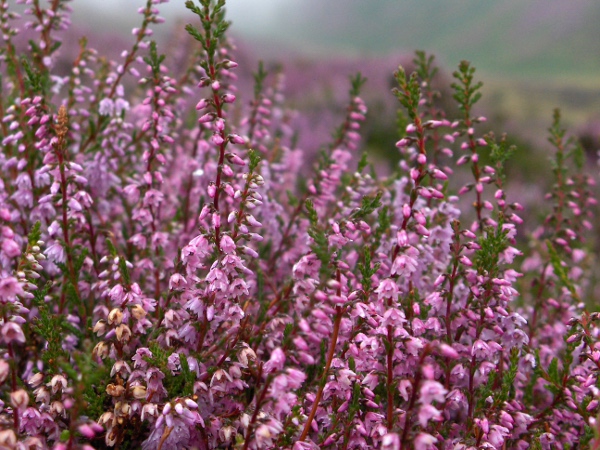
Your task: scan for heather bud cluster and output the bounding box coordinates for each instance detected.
[0,0,599,449]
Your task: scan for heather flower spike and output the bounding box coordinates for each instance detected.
[1,0,599,449]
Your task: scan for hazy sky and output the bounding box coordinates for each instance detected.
[64,0,600,79]
[72,1,286,38]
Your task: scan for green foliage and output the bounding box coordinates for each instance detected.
[253,61,268,98]
[147,342,195,398]
[349,191,382,221]
[305,199,330,269]
[349,72,367,98]
[21,54,50,95]
[546,240,579,301]
[357,245,381,294]
[29,282,70,374]
[393,66,421,122]
[451,60,483,117]
[185,0,230,58]
[105,238,132,286]
[357,152,369,173]
[248,149,261,172]
[474,226,508,277]
[414,50,439,84]
[142,41,165,80]
[499,348,520,403]
[487,134,516,184]
[282,323,294,348]
[68,350,111,420]
[27,221,42,245]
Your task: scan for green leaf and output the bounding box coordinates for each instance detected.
[28,221,42,245]
[350,191,382,220]
[253,61,268,98]
[546,240,579,301]
[547,357,560,385]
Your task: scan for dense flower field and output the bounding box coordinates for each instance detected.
[1,0,600,449]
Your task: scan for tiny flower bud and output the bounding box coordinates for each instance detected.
[195,98,209,110]
[211,133,224,145]
[227,153,246,165]
[108,308,124,326]
[228,134,245,145]
[222,93,236,103]
[222,60,238,69]
[198,113,215,123]
[10,389,29,411]
[207,183,217,198]
[395,138,409,148]
[131,385,147,400]
[106,384,126,397]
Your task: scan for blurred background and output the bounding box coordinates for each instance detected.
[70,0,600,139]
[56,0,600,180]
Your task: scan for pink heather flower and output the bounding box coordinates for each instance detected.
[222,59,238,68]
[2,238,20,258]
[381,433,400,450]
[439,343,459,359]
[229,278,249,297]
[44,242,66,264]
[418,404,442,427]
[207,183,217,198]
[419,380,448,404]
[573,248,586,263]
[245,214,262,227]
[228,153,246,165]
[198,112,215,123]
[431,168,448,180]
[415,224,429,236]
[2,322,26,344]
[459,255,472,267]
[395,138,409,148]
[488,425,510,447]
[228,134,245,144]
[0,277,23,302]
[414,433,438,450]
[222,93,236,103]
[115,98,129,115]
[211,133,224,145]
[391,247,419,276]
[0,360,10,384]
[263,348,286,373]
[169,273,187,290]
[375,278,399,300]
[405,337,424,356]
[10,389,29,411]
[196,98,209,110]
[424,120,443,128]
[471,339,490,359]
[350,111,365,121]
[98,98,114,115]
[78,423,103,439]
[397,229,409,247]
[220,235,236,254]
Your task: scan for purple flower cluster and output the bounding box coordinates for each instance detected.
[0,0,599,449]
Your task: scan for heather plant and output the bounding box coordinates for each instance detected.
[1,0,600,449]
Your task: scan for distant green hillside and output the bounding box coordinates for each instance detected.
[242,0,600,80]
